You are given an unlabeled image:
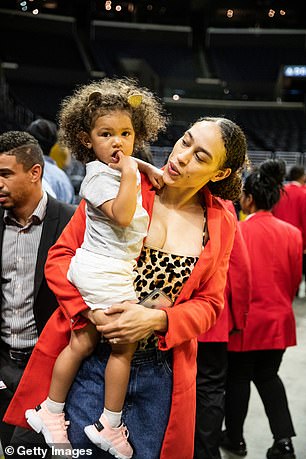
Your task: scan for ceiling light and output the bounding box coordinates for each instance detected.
[44,2,58,9]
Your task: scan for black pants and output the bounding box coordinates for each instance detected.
[224,349,295,444]
[194,342,228,459]
[0,348,51,459]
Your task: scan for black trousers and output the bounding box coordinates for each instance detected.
[224,349,296,444]
[194,342,228,459]
[0,348,51,459]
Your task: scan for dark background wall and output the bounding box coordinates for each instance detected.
[1,0,306,165]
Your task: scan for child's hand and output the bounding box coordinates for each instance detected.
[108,151,138,175]
[146,165,164,190]
[133,158,164,190]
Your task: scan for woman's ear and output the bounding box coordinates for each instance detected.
[246,193,254,207]
[210,167,232,183]
[78,131,92,149]
[242,193,255,214]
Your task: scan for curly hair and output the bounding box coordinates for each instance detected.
[57,77,167,164]
[243,159,286,210]
[195,117,248,201]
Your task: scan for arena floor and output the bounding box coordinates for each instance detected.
[1,297,305,459]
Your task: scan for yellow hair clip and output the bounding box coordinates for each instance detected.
[127,94,143,108]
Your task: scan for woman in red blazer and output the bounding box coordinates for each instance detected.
[272,165,306,250]
[195,201,251,459]
[221,160,303,459]
[5,117,248,459]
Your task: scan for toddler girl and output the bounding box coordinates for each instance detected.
[25,78,166,459]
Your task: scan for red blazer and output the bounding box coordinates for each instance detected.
[4,175,236,459]
[198,201,251,342]
[272,182,306,250]
[228,211,302,352]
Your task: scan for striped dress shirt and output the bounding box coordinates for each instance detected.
[1,192,47,349]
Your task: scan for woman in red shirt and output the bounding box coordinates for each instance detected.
[221,159,302,459]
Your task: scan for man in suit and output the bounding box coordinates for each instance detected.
[0,131,75,457]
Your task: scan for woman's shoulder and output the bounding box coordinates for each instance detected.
[212,196,236,214]
[271,213,303,237]
[208,193,237,226]
[203,186,233,210]
[140,171,156,198]
[204,193,237,251]
[140,171,152,188]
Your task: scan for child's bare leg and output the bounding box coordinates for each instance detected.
[84,342,136,457]
[105,342,138,412]
[25,322,100,446]
[49,321,100,402]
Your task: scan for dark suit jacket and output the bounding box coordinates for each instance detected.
[0,194,75,336]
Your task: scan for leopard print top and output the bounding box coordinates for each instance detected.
[133,245,199,351]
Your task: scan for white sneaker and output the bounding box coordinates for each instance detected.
[84,414,133,459]
[25,401,71,448]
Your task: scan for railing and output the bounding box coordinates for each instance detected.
[150,146,173,168]
[0,63,35,131]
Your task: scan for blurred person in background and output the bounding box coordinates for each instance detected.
[50,142,85,204]
[27,119,75,204]
[272,165,306,297]
[194,199,251,459]
[50,142,71,170]
[221,159,302,459]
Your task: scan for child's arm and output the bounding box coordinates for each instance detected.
[100,152,138,227]
[134,157,164,190]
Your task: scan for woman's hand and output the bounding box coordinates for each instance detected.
[81,308,94,322]
[96,301,168,344]
[82,308,122,326]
